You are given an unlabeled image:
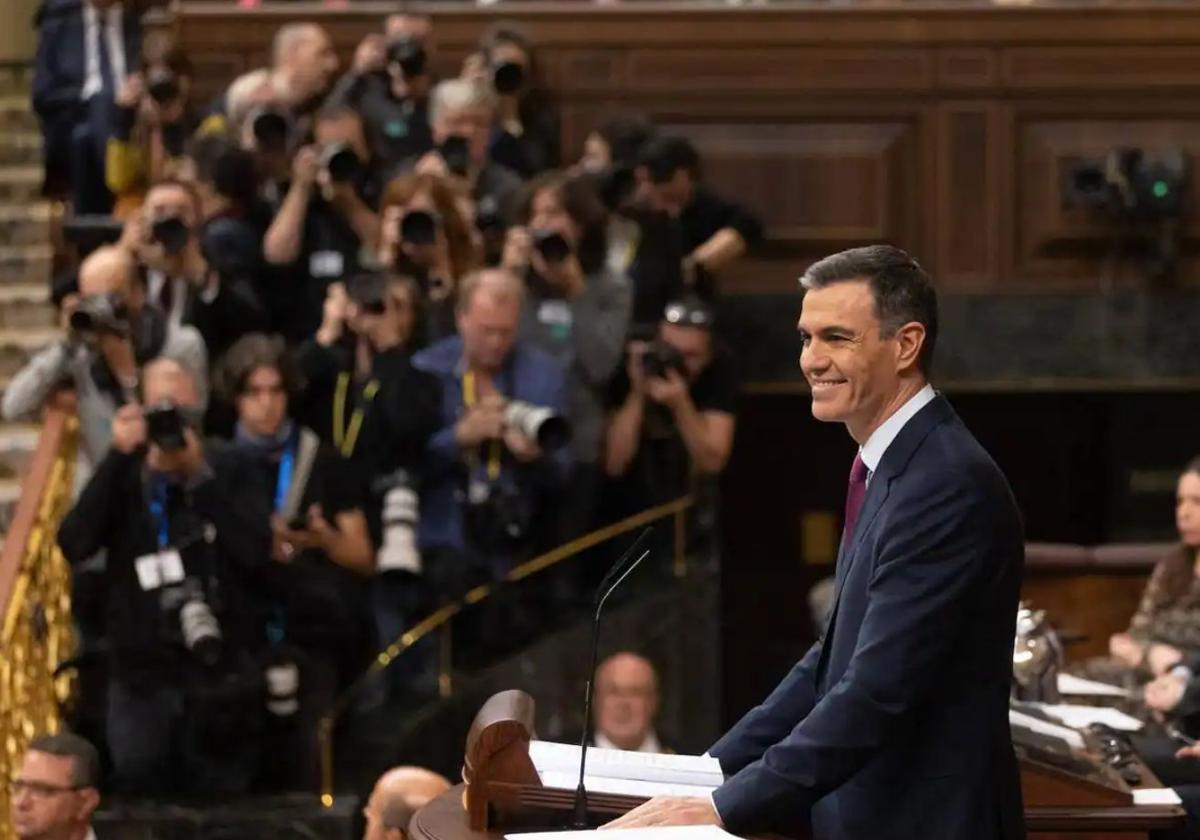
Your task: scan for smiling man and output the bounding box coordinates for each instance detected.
[607,245,1026,839]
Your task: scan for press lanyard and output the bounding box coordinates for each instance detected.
[274,445,295,513]
[147,479,170,550]
[462,370,501,481]
[333,372,380,457]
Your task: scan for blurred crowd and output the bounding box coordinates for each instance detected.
[21,1,759,801]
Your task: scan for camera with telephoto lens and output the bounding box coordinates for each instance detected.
[70,292,130,336]
[505,401,570,450]
[247,107,293,155]
[400,209,439,246]
[492,61,525,96]
[642,341,687,380]
[532,230,571,264]
[145,401,188,452]
[151,215,190,256]
[160,577,223,667]
[145,66,180,105]
[346,272,389,316]
[322,142,361,184]
[439,135,471,178]
[373,469,421,575]
[387,37,428,78]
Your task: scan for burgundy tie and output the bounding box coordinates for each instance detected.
[843,453,869,544]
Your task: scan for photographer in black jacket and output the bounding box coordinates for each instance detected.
[57,357,272,797]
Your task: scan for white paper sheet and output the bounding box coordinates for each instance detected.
[1057,673,1130,698]
[509,826,742,840]
[1009,708,1087,749]
[1133,788,1184,806]
[529,741,725,788]
[1036,703,1144,733]
[537,771,717,799]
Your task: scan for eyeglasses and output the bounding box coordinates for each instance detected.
[8,779,81,799]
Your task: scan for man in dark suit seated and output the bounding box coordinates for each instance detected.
[607,245,1025,839]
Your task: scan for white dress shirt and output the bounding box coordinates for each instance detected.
[595,731,663,753]
[858,383,937,485]
[80,3,127,102]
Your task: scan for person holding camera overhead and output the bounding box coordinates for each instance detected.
[57,357,272,796]
[604,296,737,560]
[2,245,207,465]
[264,104,385,342]
[505,172,630,539]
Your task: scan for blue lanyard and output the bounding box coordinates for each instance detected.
[274,446,295,513]
[147,479,170,550]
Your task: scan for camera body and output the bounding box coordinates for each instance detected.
[1067,147,1187,221]
[492,61,525,96]
[70,292,130,337]
[532,230,572,264]
[322,142,361,184]
[145,66,180,105]
[159,577,223,667]
[642,340,687,380]
[387,38,428,78]
[145,401,188,452]
[247,107,294,156]
[151,215,190,256]
[400,209,439,246]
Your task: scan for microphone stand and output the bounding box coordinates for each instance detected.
[573,527,655,829]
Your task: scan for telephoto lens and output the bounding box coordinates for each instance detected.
[492,61,525,95]
[387,37,427,78]
[439,135,471,178]
[145,67,180,105]
[400,209,439,246]
[505,401,571,450]
[144,401,188,452]
[322,142,361,184]
[533,230,572,264]
[151,216,190,256]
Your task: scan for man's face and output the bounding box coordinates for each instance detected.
[236,365,288,439]
[315,114,371,167]
[288,29,339,102]
[433,104,493,169]
[10,751,94,840]
[143,362,200,411]
[457,290,519,373]
[593,658,658,752]
[579,133,611,173]
[529,187,577,245]
[798,280,906,442]
[659,322,711,382]
[647,169,692,216]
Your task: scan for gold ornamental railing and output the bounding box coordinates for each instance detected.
[0,396,80,838]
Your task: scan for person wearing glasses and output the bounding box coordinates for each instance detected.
[10,733,101,840]
[604,296,737,563]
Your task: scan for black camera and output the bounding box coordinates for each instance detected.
[439,134,471,178]
[492,61,525,96]
[322,142,361,184]
[248,107,293,155]
[464,480,530,552]
[642,340,687,380]
[346,272,389,316]
[386,37,428,78]
[70,292,129,336]
[145,401,188,452]
[475,194,506,236]
[400,209,439,246]
[151,215,190,256]
[160,578,222,667]
[1067,147,1186,221]
[145,66,180,105]
[533,230,571,264]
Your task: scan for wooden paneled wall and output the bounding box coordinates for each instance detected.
[170,1,1200,295]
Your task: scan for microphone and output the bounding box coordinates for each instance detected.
[573,526,655,829]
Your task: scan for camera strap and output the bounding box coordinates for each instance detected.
[462,371,501,481]
[148,478,171,550]
[274,446,295,513]
[333,373,380,458]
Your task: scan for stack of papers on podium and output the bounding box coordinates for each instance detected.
[529,741,724,799]
[1035,703,1144,732]
[508,827,742,840]
[1057,673,1130,698]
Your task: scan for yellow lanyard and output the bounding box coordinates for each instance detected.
[333,372,380,458]
[462,371,501,481]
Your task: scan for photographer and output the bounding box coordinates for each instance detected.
[219,333,374,791]
[412,269,570,606]
[604,296,737,556]
[379,172,482,341]
[56,357,271,796]
[505,172,630,538]
[2,245,206,464]
[264,104,384,341]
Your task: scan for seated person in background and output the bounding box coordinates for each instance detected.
[107,43,196,217]
[264,104,384,341]
[412,269,570,605]
[462,23,560,179]
[592,652,670,753]
[378,172,482,341]
[413,78,525,263]
[57,358,271,797]
[604,296,737,560]
[335,14,436,171]
[636,135,763,300]
[10,733,101,840]
[1103,457,1200,680]
[363,766,452,840]
[219,333,375,792]
[504,171,630,540]
[126,179,265,367]
[2,245,206,464]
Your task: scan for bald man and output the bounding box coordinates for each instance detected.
[593,653,667,753]
[272,23,339,110]
[57,355,271,797]
[363,766,452,840]
[2,246,207,463]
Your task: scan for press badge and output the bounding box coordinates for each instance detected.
[537,300,573,341]
[134,549,185,592]
[467,477,491,505]
[309,250,344,279]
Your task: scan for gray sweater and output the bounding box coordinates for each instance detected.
[520,268,631,465]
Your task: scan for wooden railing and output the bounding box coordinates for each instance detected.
[0,395,80,840]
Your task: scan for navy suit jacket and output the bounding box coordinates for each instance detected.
[710,395,1025,840]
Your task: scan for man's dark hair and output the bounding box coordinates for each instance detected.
[639,135,701,184]
[595,112,655,167]
[216,332,306,405]
[28,732,101,789]
[188,134,259,215]
[800,245,939,374]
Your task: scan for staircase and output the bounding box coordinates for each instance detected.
[0,65,63,528]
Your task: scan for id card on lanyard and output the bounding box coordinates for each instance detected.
[135,480,185,591]
[333,372,380,458]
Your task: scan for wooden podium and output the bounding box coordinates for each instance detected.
[408,691,1185,840]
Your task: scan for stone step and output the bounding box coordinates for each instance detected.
[0,166,43,204]
[0,97,36,133]
[0,424,42,481]
[0,65,33,94]
[0,243,52,286]
[0,132,41,168]
[0,202,53,248]
[0,327,61,380]
[0,284,56,328]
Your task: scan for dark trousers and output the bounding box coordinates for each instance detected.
[257,648,340,793]
[69,97,113,214]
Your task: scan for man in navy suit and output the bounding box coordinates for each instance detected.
[606,245,1025,839]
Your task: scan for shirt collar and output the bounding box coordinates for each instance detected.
[858,383,936,475]
[594,730,662,753]
[85,827,97,840]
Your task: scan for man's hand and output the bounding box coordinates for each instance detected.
[1177,742,1200,760]
[352,33,386,76]
[115,73,144,110]
[1147,643,1184,676]
[501,226,532,274]
[111,404,147,454]
[625,342,650,396]
[1145,673,1187,712]
[317,283,348,346]
[147,428,205,478]
[305,503,338,549]
[455,396,506,448]
[602,796,722,830]
[646,368,690,411]
[1109,632,1146,668]
[503,427,541,463]
[292,145,321,190]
